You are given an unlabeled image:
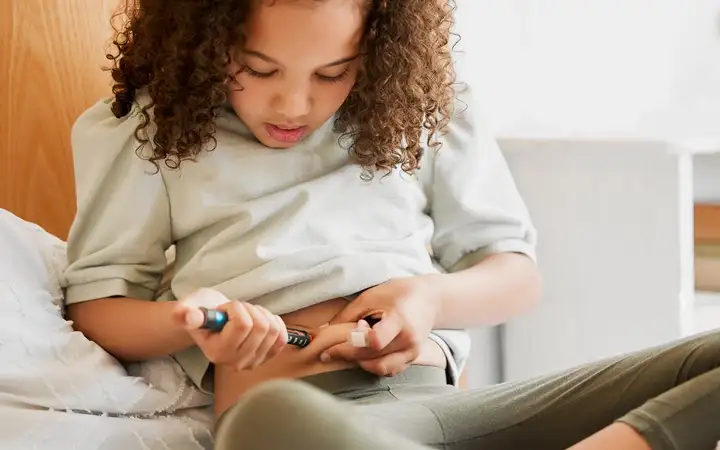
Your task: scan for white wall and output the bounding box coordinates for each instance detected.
[453,0,720,141]
[500,140,694,381]
[452,1,720,384]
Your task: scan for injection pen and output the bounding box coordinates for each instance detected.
[198,307,312,348]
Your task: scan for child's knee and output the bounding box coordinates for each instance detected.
[218,380,331,427]
[215,380,346,449]
[245,379,325,410]
[669,330,720,379]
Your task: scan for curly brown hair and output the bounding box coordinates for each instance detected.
[108,0,457,175]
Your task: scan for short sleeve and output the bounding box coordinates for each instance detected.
[63,98,173,304]
[425,82,537,273]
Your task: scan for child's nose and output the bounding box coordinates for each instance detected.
[274,86,312,120]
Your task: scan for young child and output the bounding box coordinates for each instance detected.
[64,0,720,449]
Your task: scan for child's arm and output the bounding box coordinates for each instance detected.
[422,81,540,328]
[64,99,178,361]
[430,252,541,329]
[66,297,193,362]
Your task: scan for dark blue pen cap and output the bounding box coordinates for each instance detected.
[199,307,228,332]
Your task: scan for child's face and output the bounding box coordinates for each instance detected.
[227,0,365,149]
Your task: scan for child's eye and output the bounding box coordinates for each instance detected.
[316,69,350,83]
[244,66,276,79]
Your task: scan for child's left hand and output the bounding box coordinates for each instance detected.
[319,276,442,376]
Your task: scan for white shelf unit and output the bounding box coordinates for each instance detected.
[692,151,720,332]
[465,138,719,388]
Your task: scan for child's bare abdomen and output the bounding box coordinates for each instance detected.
[212,297,446,415]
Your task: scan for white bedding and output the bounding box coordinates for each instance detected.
[0,209,215,449]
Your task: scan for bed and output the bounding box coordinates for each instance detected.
[1,2,215,449]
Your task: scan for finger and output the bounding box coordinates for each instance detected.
[234,304,271,369]
[171,302,187,326]
[173,303,214,344]
[175,288,230,343]
[268,329,287,360]
[367,312,404,351]
[301,323,363,359]
[323,321,374,361]
[320,342,357,363]
[183,308,206,329]
[250,306,284,367]
[218,301,253,350]
[172,302,196,328]
[349,319,371,348]
[266,313,288,358]
[184,309,214,343]
[320,337,406,363]
[266,307,288,343]
[329,302,366,325]
[328,290,380,324]
[359,350,414,377]
[194,302,247,364]
[172,299,208,330]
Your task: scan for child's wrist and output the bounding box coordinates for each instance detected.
[414,273,447,328]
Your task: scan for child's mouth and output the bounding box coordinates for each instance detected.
[265,123,308,143]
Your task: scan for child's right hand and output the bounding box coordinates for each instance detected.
[172,288,289,371]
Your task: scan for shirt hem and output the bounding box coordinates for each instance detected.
[64,279,156,304]
[448,239,537,273]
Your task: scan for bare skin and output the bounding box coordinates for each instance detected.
[225,0,364,149]
[67,295,446,417]
[213,298,446,416]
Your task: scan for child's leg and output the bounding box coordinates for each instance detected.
[387,329,720,449]
[213,379,433,450]
[214,330,720,450]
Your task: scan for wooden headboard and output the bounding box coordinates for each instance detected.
[1,0,118,240]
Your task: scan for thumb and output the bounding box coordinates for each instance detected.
[172,303,204,331]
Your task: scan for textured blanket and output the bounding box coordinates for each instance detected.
[0,209,214,449]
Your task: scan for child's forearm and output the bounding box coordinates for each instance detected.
[431,252,542,329]
[66,297,195,362]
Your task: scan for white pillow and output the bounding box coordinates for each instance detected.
[0,209,213,448]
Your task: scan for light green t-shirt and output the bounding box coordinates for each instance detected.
[63,82,537,387]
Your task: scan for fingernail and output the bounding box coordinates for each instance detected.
[320,353,331,363]
[184,309,204,329]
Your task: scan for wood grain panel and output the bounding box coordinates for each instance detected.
[695,203,720,244]
[1,0,118,239]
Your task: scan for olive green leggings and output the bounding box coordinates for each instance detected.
[215,330,720,450]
